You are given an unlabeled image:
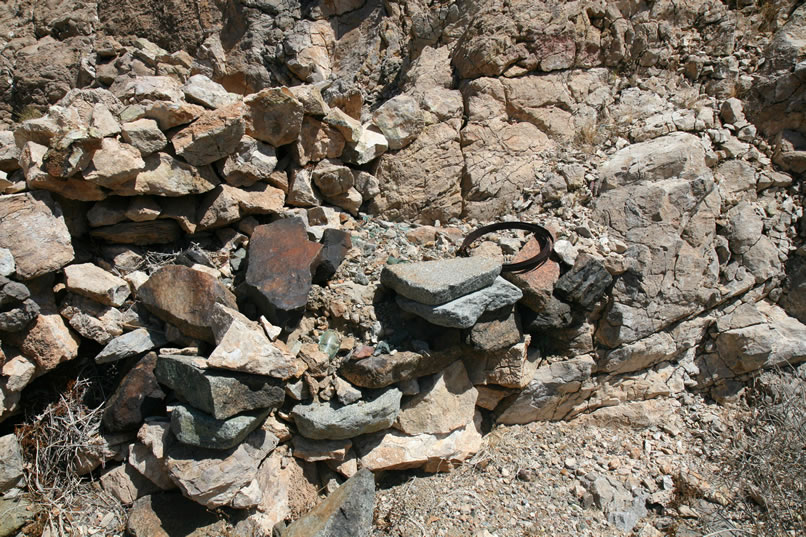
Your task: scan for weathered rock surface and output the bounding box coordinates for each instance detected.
[102,352,165,433]
[395,361,477,435]
[291,388,402,440]
[381,257,501,306]
[172,102,245,166]
[207,306,302,379]
[497,355,596,424]
[165,429,278,509]
[244,88,304,147]
[0,191,74,280]
[95,328,167,364]
[244,218,322,329]
[155,354,285,420]
[63,263,130,307]
[170,404,269,450]
[356,412,484,472]
[219,135,277,187]
[111,152,219,197]
[340,349,460,389]
[101,463,162,505]
[0,433,24,492]
[127,493,231,537]
[554,259,613,310]
[137,265,237,342]
[464,336,538,389]
[281,468,375,537]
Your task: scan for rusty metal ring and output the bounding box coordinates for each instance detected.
[457,221,554,274]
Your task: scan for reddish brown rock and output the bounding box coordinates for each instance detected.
[137,265,238,342]
[102,352,166,433]
[0,191,75,280]
[244,218,322,329]
[293,116,346,166]
[503,237,560,313]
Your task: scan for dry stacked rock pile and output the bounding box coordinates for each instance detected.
[0,0,805,535]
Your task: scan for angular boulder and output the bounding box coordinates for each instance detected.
[137,265,238,343]
[244,218,322,329]
[0,191,74,280]
[291,388,402,440]
[380,257,501,305]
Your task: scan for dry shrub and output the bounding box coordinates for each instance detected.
[720,366,806,536]
[15,379,126,537]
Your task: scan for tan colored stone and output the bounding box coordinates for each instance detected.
[395,361,478,435]
[373,122,463,223]
[110,152,219,197]
[172,102,245,166]
[20,142,106,202]
[244,88,304,147]
[83,138,145,187]
[121,118,168,156]
[64,263,131,307]
[323,107,362,143]
[144,100,205,130]
[293,116,345,165]
[464,336,538,389]
[219,135,277,187]
[357,412,483,472]
[0,191,74,280]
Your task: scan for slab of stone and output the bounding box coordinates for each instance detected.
[63,263,130,307]
[183,74,240,109]
[128,442,176,491]
[110,152,219,197]
[291,388,402,440]
[121,118,168,155]
[397,277,522,328]
[137,265,237,343]
[82,138,145,187]
[323,107,362,143]
[172,102,245,166]
[127,493,231,537]
[170,403,269,450]
[381,257,501,305]
[281,468,375,537]
[101,463,162,505]
[395,361,478,435]
[10,279,80,371]
[95,328,167,364]
[287,167,322,207]
[207,311,303,379]
[218,135,277,187]
[356,412,483,472]
[90,220,182,245]
[339,349,460,389]
[155,354,285,419]
[126,196,162,222]
[554,258,613,309]
[102,352,165,433]
[292,436,352,462]
[164,429,278,509]
[0,191,74,280]
[0,433,24,493]
[313,229,352,285]
[244,88,304,147]
[244,218,323,329]
[0,496,37,536]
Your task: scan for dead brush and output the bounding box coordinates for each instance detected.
[15,378,126,537]
[718,366,806,537]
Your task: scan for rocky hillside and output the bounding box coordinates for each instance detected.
[0,0,805,536]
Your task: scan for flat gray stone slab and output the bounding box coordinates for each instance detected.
[95,328,167,364]
[170,403,269,450]
[380,257,501,305]
[291,388,402,440]
[396,277,522,328]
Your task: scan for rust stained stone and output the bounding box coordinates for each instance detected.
[245,218,322,329]
[503,236,560,313]
[137,265,238,343]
